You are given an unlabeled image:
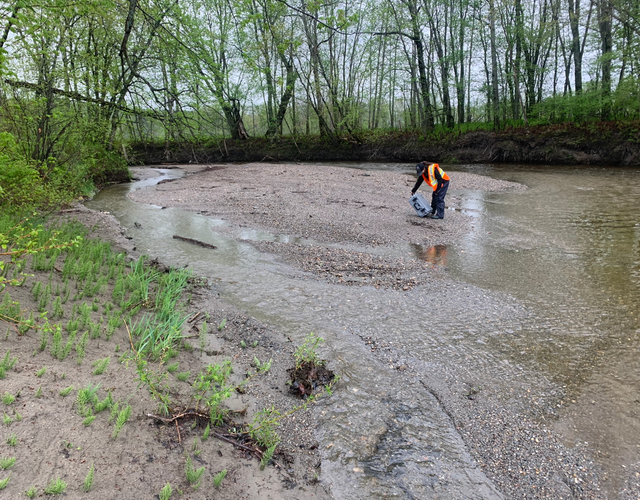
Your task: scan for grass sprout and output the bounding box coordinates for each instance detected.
[92,357,110,375]
[213,469,227,488]
[260,444,276,471]
[59,386,73,397]
[43,477,67,495]
[159,483,172,500]
[83,462,95,492]
[185,457,205,489]
[0,351,18,379]
[83,415,96,426]
[112,405,132,438]
[1,393,15,405]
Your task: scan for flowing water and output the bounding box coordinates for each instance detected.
[86,164,640,499]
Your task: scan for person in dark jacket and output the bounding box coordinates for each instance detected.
[411,161,450,219]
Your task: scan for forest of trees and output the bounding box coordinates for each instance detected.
[0,0,639,208]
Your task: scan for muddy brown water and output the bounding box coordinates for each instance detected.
[86,163,640,499]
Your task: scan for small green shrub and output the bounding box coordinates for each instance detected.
[294,333,324,368]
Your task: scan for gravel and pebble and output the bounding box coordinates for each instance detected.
[123,162,639,499]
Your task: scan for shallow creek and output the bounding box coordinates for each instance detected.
[86,163,640,499]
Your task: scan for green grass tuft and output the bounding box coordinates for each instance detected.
[159,482,173,500]
[213,469,227,488]
[59,386,74,397]
[92,356,110,375]
[0,474,10,490]
[83,462,95,492]
[112,405,132,438]
[185,457,205,489]
[43,477,66,495]
[1,393,15,405]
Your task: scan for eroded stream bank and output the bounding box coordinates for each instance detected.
[87,162,640,499]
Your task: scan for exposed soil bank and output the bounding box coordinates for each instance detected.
[128,121,640,167]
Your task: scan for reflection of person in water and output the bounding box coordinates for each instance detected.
[411,161,450,219]
[422,245,448,265]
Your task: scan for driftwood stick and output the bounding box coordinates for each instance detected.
[212,432,260,454]
[147,410,209,423]
[172,235,217,249]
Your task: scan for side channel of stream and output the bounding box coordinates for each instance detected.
[86,163,640,499]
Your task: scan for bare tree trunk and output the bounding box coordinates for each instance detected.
[597,0,613,120]
[489,0,500,128]
[568,0,583,93]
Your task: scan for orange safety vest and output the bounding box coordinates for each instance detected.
[422,163,450,191]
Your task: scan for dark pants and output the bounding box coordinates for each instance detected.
[431,180,449,218]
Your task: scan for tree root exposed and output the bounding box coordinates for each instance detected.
[146,409,293,476]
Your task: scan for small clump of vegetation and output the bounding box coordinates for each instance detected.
[288,333,336,398]
[43,477,67,495]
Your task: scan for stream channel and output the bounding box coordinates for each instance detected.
[86,163,640,499]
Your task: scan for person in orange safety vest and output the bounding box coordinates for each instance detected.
[411,161,450,219]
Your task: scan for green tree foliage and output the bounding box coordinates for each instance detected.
[0,0,637,183]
